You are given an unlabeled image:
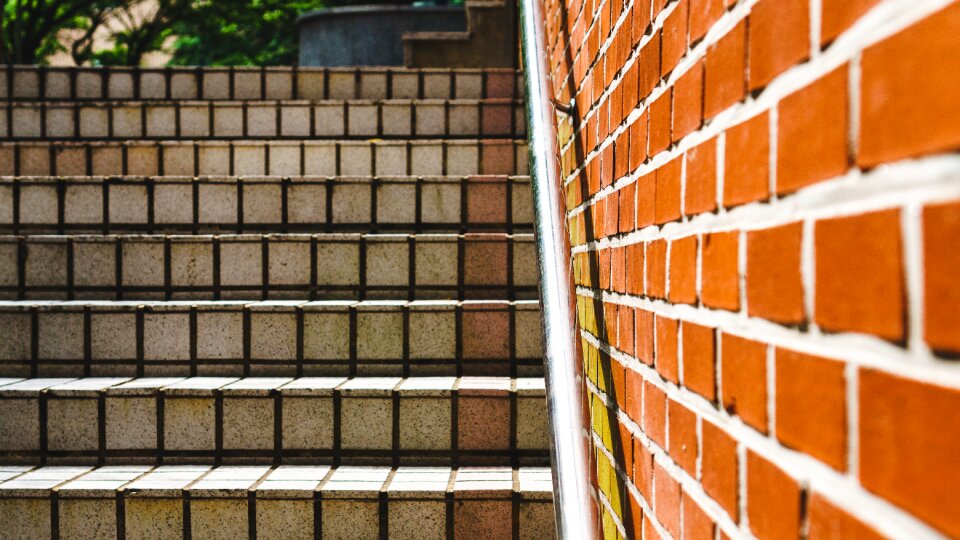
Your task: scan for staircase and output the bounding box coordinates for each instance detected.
[0,65,554,539]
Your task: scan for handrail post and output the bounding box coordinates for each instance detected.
[517,0,600,537]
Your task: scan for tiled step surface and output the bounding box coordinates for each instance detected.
[1,99,525,141]
[0,376,548,466]
[0,300,542,378]
[0,233,537,301]
[0,139,529,178]
[0,465,553,539]
[2,65,523,101]
[0,175,533,234]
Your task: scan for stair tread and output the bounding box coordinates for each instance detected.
[0,375,546,395]
[0,464,552,495]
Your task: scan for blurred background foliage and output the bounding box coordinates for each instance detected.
[1,0,455,66]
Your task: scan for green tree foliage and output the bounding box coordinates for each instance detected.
[168,0,326,66]
[1,0,120,64]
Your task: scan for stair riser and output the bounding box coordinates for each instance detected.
[0,465,553,540]
[0,234,537,301]
[0,100,526,141]
[2,66,523,101]
[0,495,553,539]
[0,140,529,178]
[0,176,533,234]
[0,302,543,378]
[0,386,548,466]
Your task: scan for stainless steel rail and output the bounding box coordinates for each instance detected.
[518,0,601,537]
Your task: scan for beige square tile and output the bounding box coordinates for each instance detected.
[392,72,419,99]
[180,104,210,138]
[108,71,135,98]
[91,313,136,360]
[234,145,266,176]
[359,71,388,99]
[44,70,71,99]
[59,498,116,540]
[197,312,244,359]
[73,240,116,287]
[171,72,199,99]
[282,396,334,449]
[303,310,351,360]
[127,144,160,176]
[76,71,103,98]
[170,240,214,288]
[140,72,167,99]
[265,70,294,99]
[164,397,215,450]
[340,144,372,176]
[268,143,301,176]
[348,103,378,136]
[315,103,345,137]
[79,107,109,138]
[410,144,442,175]
[198,144,231,175]
[219,238,261,287]
[327,70,356,99]
[112,105,143,138]
[280,105,311,137]
[256,499,313,540]
[268,240,311,286]
[122,240,165,287]
[125,498,182,540]
[198,183,237,224]
[223,397,273,450]
[296,70,325,100]
[161,143,196,176]
[190,499,248,539]
[203,70,231,99]
[247,105,277,137]
[251,312,297,360]
[341,396,392,449]
[234,70,262,99]
[91,145,123,176]
[46,106,76,138]
[145,106,176,138]
[213,105,244,137]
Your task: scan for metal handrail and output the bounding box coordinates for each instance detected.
[518,0,600,537]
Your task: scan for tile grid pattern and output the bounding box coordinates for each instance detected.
[0,63,555,539]
[0,99,527,140]
[0,175,534,234]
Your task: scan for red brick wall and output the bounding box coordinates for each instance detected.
[541,0,960,537]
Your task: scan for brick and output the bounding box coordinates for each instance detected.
[724,112,770,207]
[776,348,847,471]
[655,157,681,224]
[667,399,697,475]
[748,0,810,90]
[633,0,652,45]
[643,379,666,447]
[649,90,673,156]
[808,492,884,540]
[639,31,662,99]
[681,322,716,401]
[633,438,654,501]
[924,201,960,354]
[746,222,805,324]
[673,62,704,142]
[701,231,739,311]
[777,66,849,194]
[646,239,667,299]
[859,4,960,167]
[627,242,645,295]
[653,462,681,537]
[684,138,717,215]
[860,369,960,538]
[720,333,768,433]
[655,316,679,383]
[668,235,697,304]
[626,368,644,423]
[689,0,724,44]
[746,451,802,540]
[821,0,879,43]
[629,112,648,171]
[814,209,904,341]
[637,172,657,229]
[661,0,689,76]
[636,309,655,365]
[701,420,737,519]
[682,494,716,540]
[705,21,746,118]
[627,492,644,540]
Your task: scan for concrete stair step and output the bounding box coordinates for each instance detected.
[0,232,537,301]
[0,464,554,539]
[0,376,548,466]
[0,300,542,378]
[0,139,529,178]
[0,175,533,234]
[0,98,525,141]
[3,65,523,101]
